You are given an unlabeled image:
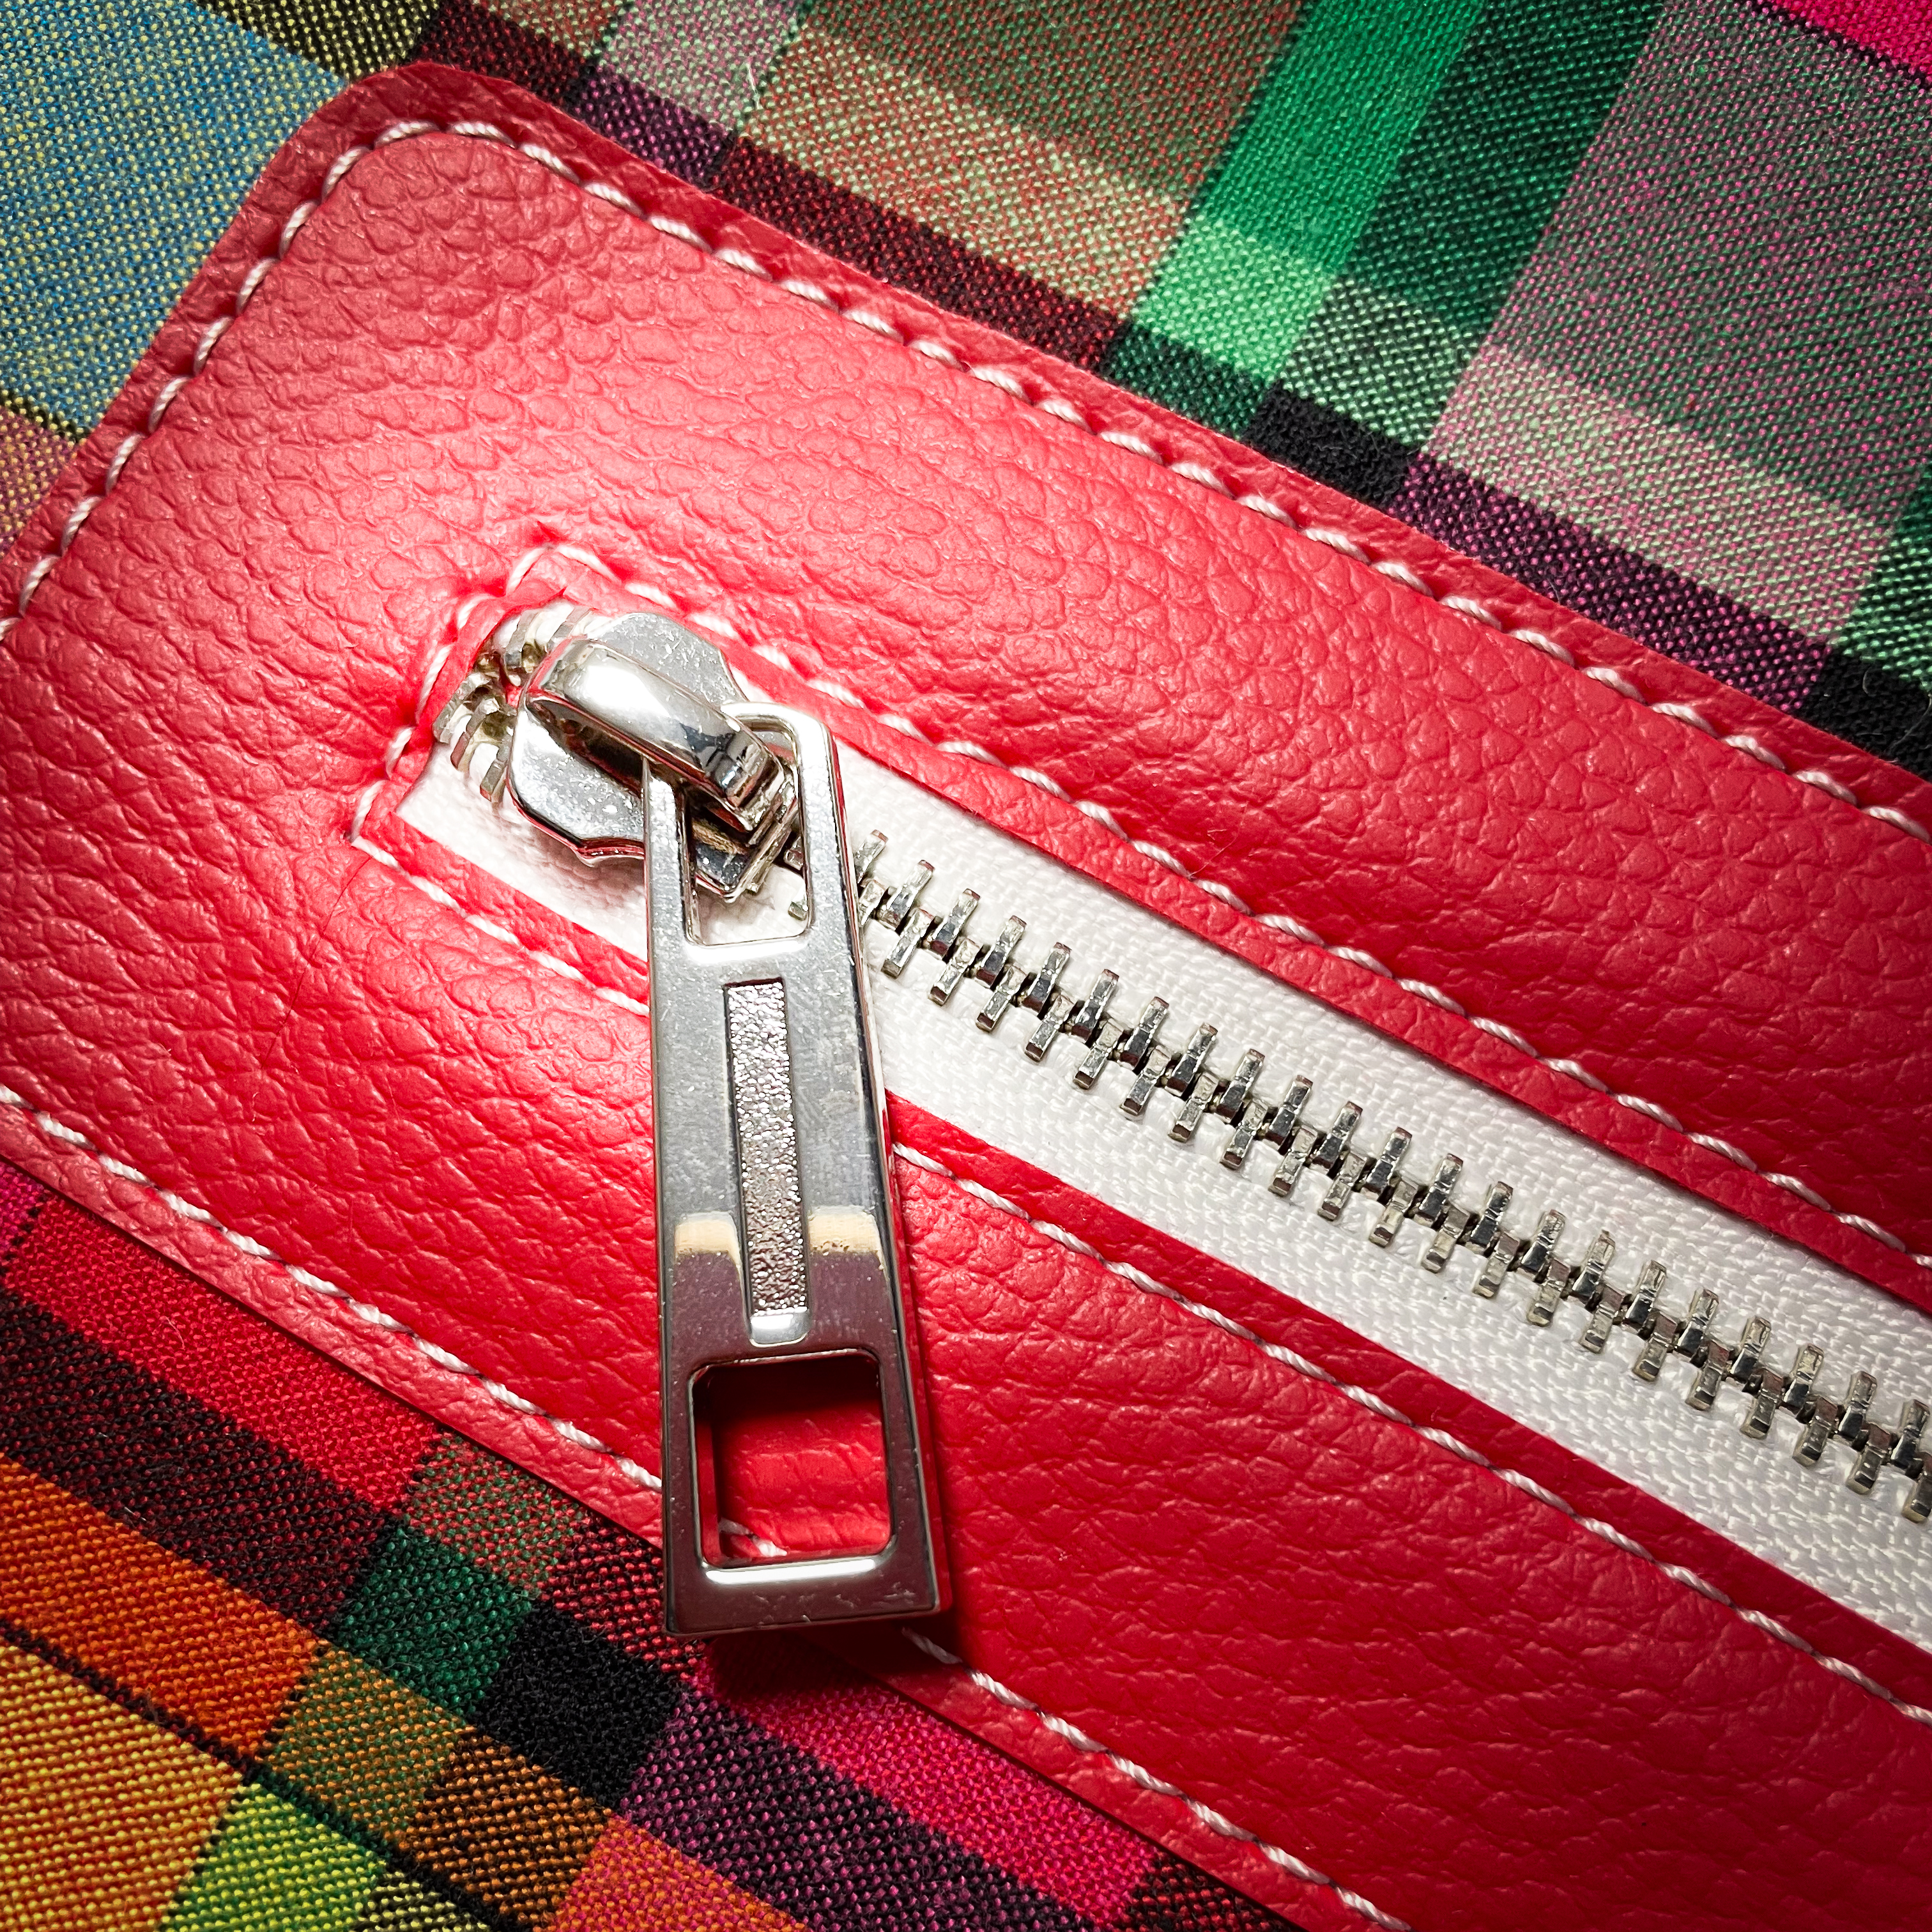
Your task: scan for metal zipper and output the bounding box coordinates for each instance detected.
[835,825,1931,1526]
[438,602,943,1634]
[438,604,1930,1531]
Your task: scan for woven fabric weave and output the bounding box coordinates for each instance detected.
[0,1159,1291,1929]
[2,4,1929,1919]
[2,0,1929,770]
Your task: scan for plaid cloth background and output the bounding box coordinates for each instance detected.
[3,0,1930,769]
[0,1157,1289,1929]
[4,1,1931,1922]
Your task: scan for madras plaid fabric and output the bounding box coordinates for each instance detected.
[3,0,1929,771]
[3,6,1930,1914]
[0,1157,1288,1929]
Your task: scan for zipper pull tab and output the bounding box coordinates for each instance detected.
[448,608,944,1634]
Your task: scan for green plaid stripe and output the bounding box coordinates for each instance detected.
[3,1169,1287,1930]
[4,0,1929,767]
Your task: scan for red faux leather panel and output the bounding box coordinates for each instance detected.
[7,73,1929,1294]
[4,67,1931,1932]
[10,1076,1932,1932]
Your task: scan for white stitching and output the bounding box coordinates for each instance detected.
[625,206,1926,847]
[0,1082,663,1496]
[10,1069,1931,1907]
[0,114,1920,859]
[498,539,1932,1275]
[0,1089,1392,1932]
[26,1053,1916,1924]
[366,572,1932,1688]
[349,827,651,1020]
[333,559,662,1021]
[898,1628,1412,1931]
[0,115,1924,1265]
[888,1141,1932,1733]
[330,579,656,1014]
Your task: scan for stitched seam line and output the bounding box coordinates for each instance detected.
[0,1082,663,1492]
[642,238,1926,847]
[141,658,1932,1740]
[503,539,1932,1273]
[350,829,650,1017]
[3,93,1912,1867]
[313,759,1932,1715]
[0,1077,1397,1932]
[330,128,1922,850]
[3,1078,1924,1929]
[0,1132,1402,1931]
[340,599,656,1017]
[0,114,1920,859]
[599,187,1931,848]
[889,1141,1932,1734]
[0,117,1920,1269]
[897,1629,1411,1932]
[358,702,1931,1686]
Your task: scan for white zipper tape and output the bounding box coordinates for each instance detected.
[401,746,1932,1650]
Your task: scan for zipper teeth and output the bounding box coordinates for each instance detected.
[848,831,1932,1524]
[447,606,1929,1521]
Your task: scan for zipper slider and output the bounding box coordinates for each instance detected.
[436,607,944,1634]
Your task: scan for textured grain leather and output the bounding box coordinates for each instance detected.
[397,700,1932,1653]
[3,66,1930,1932]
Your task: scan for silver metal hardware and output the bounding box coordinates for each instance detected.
[1475,1234,1520,1300]
[1625,1260,1666,1335]
[1319,1153,1368,1222]
[1676,1287,1719,1365]
[806,828,1931,1522]
[1466,1182,1512,1253]
[1075,1022,1121,1092]
[1170,1071,1220,1143]
[441,605,807,903]
[435,606,942,1632]
[646,716,942,1632]
[1369,1178,1418,1249]
[1892,1400,1929,1473]
[878,864,935,977]
[1728,1315,1771,1392]
[1123,1046,1174,1119]
[528,638,786,834]
[1422,1208,1468,1275]
[1269,1124,1320,1200]
[1579,1300,1618,1355]
[1361,1130,1412,1204]
[1220,1100,1270,1171]
[440,643,1931,1526]
[1785,1343,1825,1420]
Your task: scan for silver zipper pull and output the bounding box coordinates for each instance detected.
[443,608,944,1634]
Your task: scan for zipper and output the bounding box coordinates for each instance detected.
[837,824,1931,1524]
[438,601,944,1634]
[434,603,1931,1551]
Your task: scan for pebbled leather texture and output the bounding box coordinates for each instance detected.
[8,77,1931,1297]
[3,67,1931,1932]
[396,711,1932,1654]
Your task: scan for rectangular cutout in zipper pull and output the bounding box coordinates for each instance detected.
[440,605,944,1634]
[645,712,944,1632]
